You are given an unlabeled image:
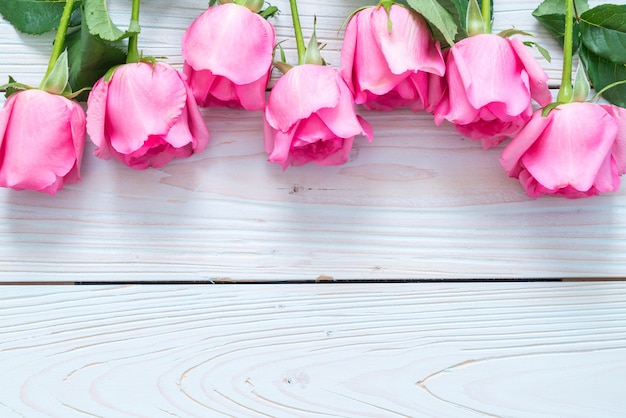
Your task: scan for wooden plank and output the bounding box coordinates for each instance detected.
[1,283,626,417]
[1,110,625,281]
[1,1,625,281]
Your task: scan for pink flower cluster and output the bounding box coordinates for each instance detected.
[336,3,626,199]
[264,3,445,169]
[0,1,624,200]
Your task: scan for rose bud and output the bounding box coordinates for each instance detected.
[182,3,275,110]
[86,62,209,169]
[0,89,85,195]
[500,102,626,198]
[432,34,552,149]
[340,3,445,111]
[264,64,373,169]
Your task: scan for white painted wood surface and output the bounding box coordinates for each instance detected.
[1,0,626,281]
[3,3,626,415]
[1,282,625,417]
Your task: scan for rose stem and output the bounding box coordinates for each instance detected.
[289,0,306,65]
[481,0,491,34]
[557,0,574,103]
[126,0,141,63]
[42,0,75,82]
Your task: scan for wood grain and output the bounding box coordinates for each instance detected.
[1,283,626,417]
[1,1,625,281]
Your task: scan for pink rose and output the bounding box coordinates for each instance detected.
[264,64,373,169]
[0,89,85,195]
[182,3,275,110]
[500,102,626,198]
[433,34,552,149]
[87,62,209,170]
[340,4,445,111]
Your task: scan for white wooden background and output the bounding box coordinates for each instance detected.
[1,0,625,281]
[2,0,626,416]
[3,282,626,417]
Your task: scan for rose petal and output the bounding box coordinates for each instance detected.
[126,139,177,169]
[68,98,86,178]
[86,77,112,158]
[183,65,215,105]
[435,53,479,125]
[235,73,270,111]
[377,5,445,76]
[291,116,352,167]
[162,106,195,149]
[339,10,359,96]
[263,117,277,155]
[205,75,237,103]
[0,90,80,194]
[317,74,371,139]
[601,104,626,175]
[183,80,210,153]
[591,153,620,193]
[291,114,332,145]
[104,62,187,154]
[457,117,524,149]
[509,37,552,107]
[399,72,428,103]
[358,116,374,143]
[500,110,551,177]
[265,65,340,131]
[314,137,354,166]
[521,103,618,191]
[342,8,404,98]
[363,72,429,111]
[0,93,14,150]
[452,34,531,116]
[267,124,298,169]
[429,72,449,119]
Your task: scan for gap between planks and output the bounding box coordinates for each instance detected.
[0,278,624,286]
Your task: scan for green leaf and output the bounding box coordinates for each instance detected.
[0,0,81,34]
[542,101,565,117]
[444,0,468,30]
[442,0,492,32]
[406,0,458,46]
[259,5,279,19]
[66,14,126,99]
[532,0,589,52]
[235,0,263,13]
[303,17,323,65]
[394,0,468,44]
[1,76,34,99]
[83,0,136,41]
[579,44,626,107]
[572,62,590,102]
[40,49,70,94]
[580,4,626,63]
[499,29,534,38]
[466,0,485,37]
[533,0,590,18]
[523,41,552,63]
